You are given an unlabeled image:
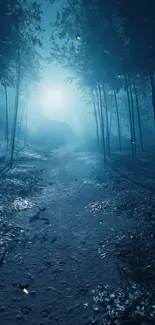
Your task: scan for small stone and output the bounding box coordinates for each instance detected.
[61,280,67,284]
[16,314,24,320]
[12,297,18,302]
[21,306,31,315]
[85,283,91,288]
[45,286,53,291]
[51,237,57,244]
[78,288,89,296]
[52,269,62,276]
[40,207,46,211]
[93,306,99,312]
[30,290,36,298]
[75,303,81,309]
[0,306,6,312]
[40,309,50,318]
[12,282,18,287]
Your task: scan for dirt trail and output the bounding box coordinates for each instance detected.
[0,150,138,325]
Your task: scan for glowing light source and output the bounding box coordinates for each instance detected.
[23,288,29,294]
[36,82,73,121]
[76,35,81,40]
[39,84,66,109]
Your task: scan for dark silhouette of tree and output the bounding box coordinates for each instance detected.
[49,0,155,155]
[6,0,43,167]
[0,0,43,165]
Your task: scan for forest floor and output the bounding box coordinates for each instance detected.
[1,146,155,325]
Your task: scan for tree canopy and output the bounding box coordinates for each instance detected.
[49,0,155,156]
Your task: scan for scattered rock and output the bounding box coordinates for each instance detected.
[66,307,73,314]
[61,280,67,285]
[41,234,48,243]
[19,283,30,291]
[40,207,46,211]
[0,305,6,312]
[40,309,51,319]
[30,290,36,298]
[45,286,56,291]
[21,306,32,315]
[40,217,50,225]
[43,261,53,269]
[52,269,63,276]
[51,237,58,244]
[77,288,89,296]
[16,314,24,320]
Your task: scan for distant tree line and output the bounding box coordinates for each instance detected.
[0,0,43,167]
[49,0,155,159]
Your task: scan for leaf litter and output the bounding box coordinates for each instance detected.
[0,155,44,265]
[84,154,155,324]
[1,151,155,324]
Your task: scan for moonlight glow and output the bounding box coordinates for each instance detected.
[28,76,83,123]
[39,84,66,108]
[37,83,72,120]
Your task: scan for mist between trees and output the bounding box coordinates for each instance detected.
[1,0,155,167]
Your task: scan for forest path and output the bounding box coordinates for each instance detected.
[0,148,154,325]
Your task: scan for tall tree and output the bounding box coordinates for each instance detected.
[114,89,121,151]
[132,79,143,151]
[9,0,43,167]
[49,0,155,154]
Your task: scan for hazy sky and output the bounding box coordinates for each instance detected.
[32,1,90,125]
[26,0,94,135]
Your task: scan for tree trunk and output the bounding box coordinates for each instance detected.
[24,100,28,147]
[95,87,101,124]
[109,112,113,148]
[128,76,136,157]
[102,83,110,157]
[10,43,20,167]
[98,82,106,162]
[124,74,135,157]
[114,89,121,151]
[109,112,112,134]
[149,66,155,122]
[92,92,100,152]
[4,84,9,151]
[132,79,143,151]
[17,108,24,147]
